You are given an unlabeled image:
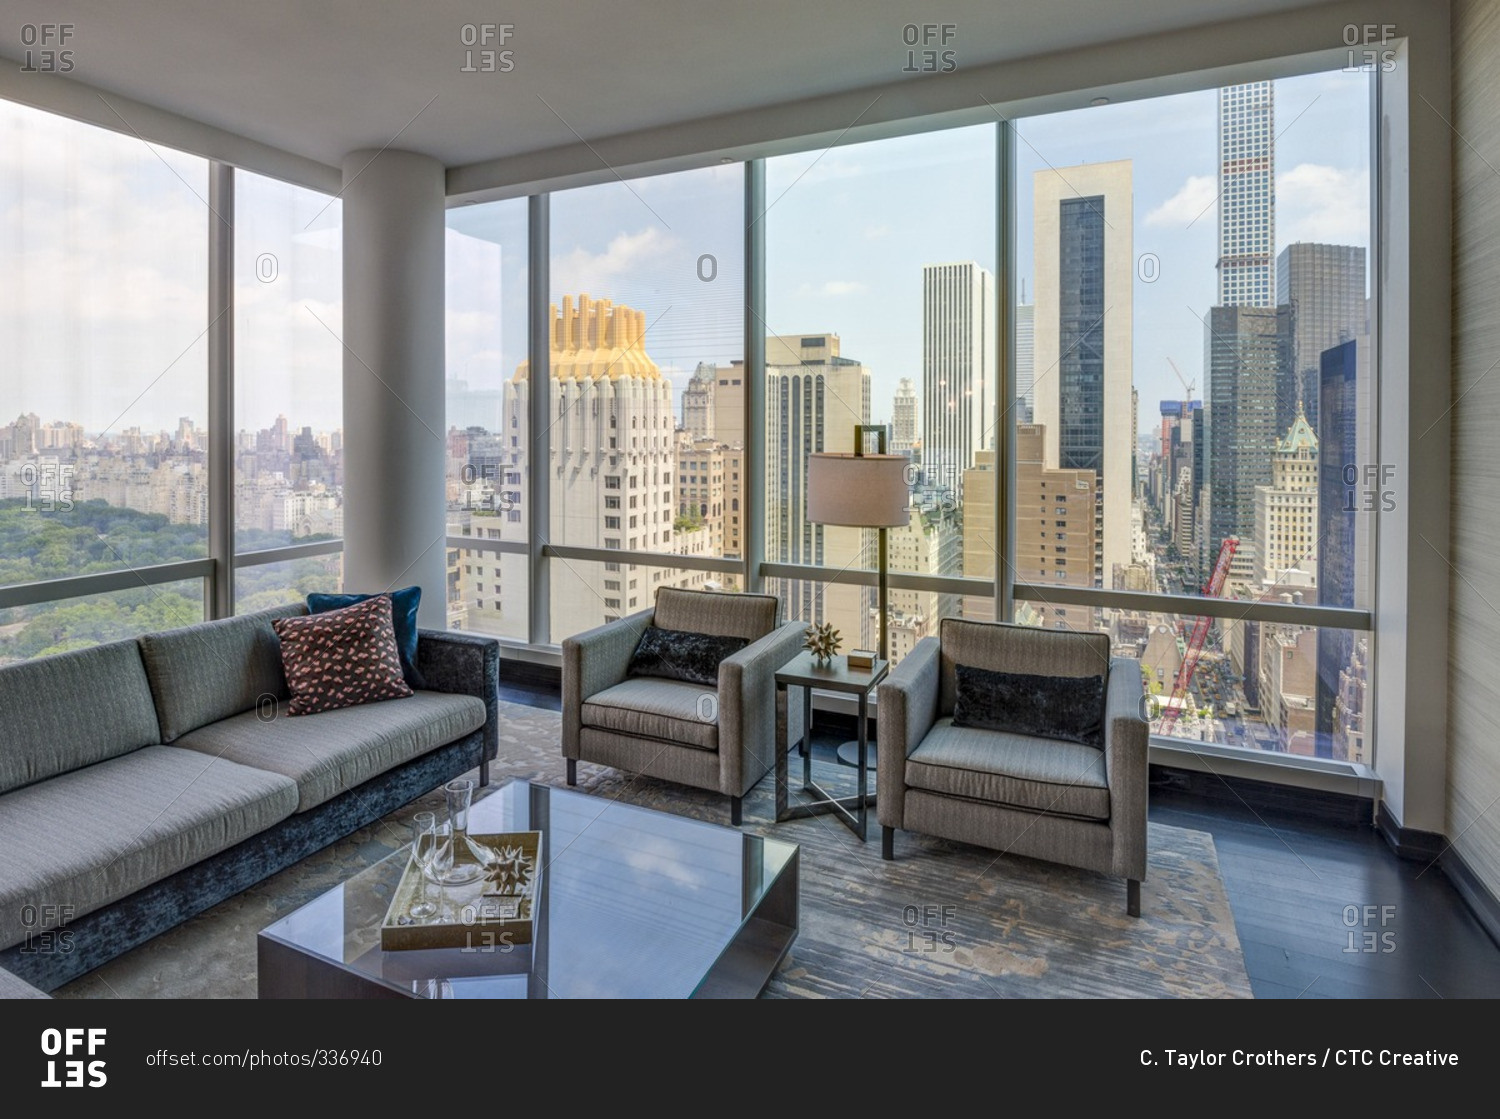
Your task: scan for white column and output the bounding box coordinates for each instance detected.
[339,149,448,629]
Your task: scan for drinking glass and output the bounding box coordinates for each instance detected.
[408,811,438,921]
[430,821,455,921]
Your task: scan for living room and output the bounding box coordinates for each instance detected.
[0,0,1495,1043]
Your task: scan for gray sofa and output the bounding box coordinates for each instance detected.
[562,587,806,824]
[877,619,1150,916]
[0,603,500,993]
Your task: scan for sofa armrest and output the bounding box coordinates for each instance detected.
[560,608,654,760]
[877,636,941,828]
[1103,657,1149,880]
[416,629,501,763]
[718,620,807,798]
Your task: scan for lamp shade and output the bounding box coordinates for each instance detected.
[806,453,910,528]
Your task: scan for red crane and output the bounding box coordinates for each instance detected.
[1158,536,1238,735]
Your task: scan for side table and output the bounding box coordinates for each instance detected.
[774,650,889,840]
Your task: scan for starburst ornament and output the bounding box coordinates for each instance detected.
[804,621,842,666]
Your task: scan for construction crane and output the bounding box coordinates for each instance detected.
[1158,535,1238,735]
[1167,357,1196,404]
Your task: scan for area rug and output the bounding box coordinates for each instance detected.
[57,700,1253,999]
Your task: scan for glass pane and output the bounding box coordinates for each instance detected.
[1013,601,1369,764]
[446,197,529,551]
[1011,69,1374,614]
[547,164,745,575]
[0,581,204,664]
[0,100,209,582]
[447,542,526,642]
[234,553,344,613]
[548,559,739,645]
[234,170,343,552]
[766,125,996,654]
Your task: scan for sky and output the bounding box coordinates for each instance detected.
[0,67,1369,439]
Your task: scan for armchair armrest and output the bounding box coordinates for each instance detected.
[877,636,941,828]
[560,607,654,759]
[1103,657,1149,880]
[717,619,808,797]
[416,629,500,763]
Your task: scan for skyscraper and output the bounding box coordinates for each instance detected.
[1316,338,1365,760]
[891,377,918,455]
[682,361,716,438]
[1033,159,1133,588]
[1015,301,1035,423]
[764,332,874,648]
[504,294,677,637]
[1254,406,1319,586]
[921,261,996,500]
[1217,81,1276,308]
[1277,243,1367,431]
[1204,305,1288,561]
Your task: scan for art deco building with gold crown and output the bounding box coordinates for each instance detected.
[499,294,715,639]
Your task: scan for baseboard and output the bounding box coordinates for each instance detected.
[1148,763,1374,826]
[1374,800,1447,862]
[1439,847,1500,951]
[500,657,560,690]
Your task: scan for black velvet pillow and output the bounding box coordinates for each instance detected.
[952,663,1106,748]
[628,625,749,687]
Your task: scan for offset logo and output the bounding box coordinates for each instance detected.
[40,1028,107,1088]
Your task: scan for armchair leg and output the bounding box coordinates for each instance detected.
[1127,878,1141,918]
[480,757,490,787]
[730,796,743,827]
[882,827,895,861]
[566,759,577,787]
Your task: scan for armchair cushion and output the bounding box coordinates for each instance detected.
[652,587,779,642]
[582,677,719,751]
[906,718,1110,820]
[627,625,749,687]
[952,663,1105,748]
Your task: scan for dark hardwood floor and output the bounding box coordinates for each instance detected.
[497,678,1500,998]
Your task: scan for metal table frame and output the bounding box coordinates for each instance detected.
[774,651,889,840]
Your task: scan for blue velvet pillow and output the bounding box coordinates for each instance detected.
[307,585,424,689]
[951,663,1105,748]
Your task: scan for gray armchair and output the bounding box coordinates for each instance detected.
[562,587,807,825]
[877,619,1149,916]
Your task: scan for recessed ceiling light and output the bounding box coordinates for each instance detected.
[1090,96,1111,107]
[720,156,735,164]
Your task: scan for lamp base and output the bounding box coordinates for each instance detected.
[835,739,877,770]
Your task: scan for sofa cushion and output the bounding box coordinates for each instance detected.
[952,663,1105,748]
[652,588,778,643]
[905,718,1110,821]
[0,640,162,795]
[937,618,1110,718]
[628,625,748,687]
[0,746,299,951]
[172,690,487,812]
[137,604,306,742]
[308,585,425,689]
[582,677,719,751]
[272,595,414,716]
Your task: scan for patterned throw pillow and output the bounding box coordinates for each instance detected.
[272,594,414,716]
[627,625,749,687]
[952,663,1106,748]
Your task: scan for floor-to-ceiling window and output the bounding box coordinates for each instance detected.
[1010,67,1376,762]
[763,125,998,665]
[232,169,344,610]
[0,98,210,658]
[445,197,530,640]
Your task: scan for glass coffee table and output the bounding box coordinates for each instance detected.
[258,780,799,999]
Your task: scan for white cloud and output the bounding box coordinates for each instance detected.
[550,226,679,301]
[1276,163,1370,246]
[863,223,891,240]
[1145,174,1217,228]
[795,279,866,297]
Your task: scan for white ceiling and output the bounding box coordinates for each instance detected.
[0,0,1340,169]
